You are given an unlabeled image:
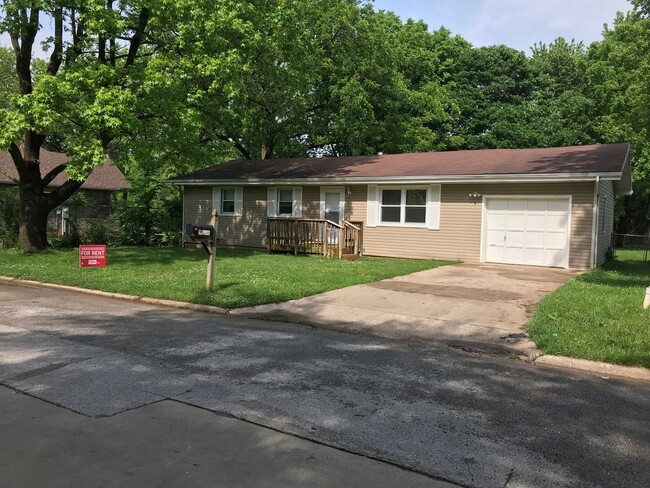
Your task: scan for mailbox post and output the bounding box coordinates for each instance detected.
[206,210,218,292]
[185,210,219,292]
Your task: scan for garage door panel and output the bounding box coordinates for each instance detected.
[505,247,523,264]
[546,214,568,231]
[486,230,504,246]
[526,214,545,231]
[507,200,527,212]
[547,200,569,213]
[487,199,507,211]
[486,246,503,263]
[487,213,505,229]
[507,213,525,230]
[484,197,569,268]
[527,200,547,212]
[525,231,545,248]
[506,231,524,247]
[525,248,544,265]
[545,232,567,250]
[546,249,566,267]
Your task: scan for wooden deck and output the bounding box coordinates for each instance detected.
[267,218,363,259]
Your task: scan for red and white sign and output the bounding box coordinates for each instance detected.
[79,245,107,268]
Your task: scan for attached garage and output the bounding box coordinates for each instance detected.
[483,197,570,268]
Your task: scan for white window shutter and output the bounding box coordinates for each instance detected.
[234,187,243,216]
[212,187,221,214]
[293,187,303,217]
[366,185,379,227]
[267,187,278,217]
[427,184,441,230]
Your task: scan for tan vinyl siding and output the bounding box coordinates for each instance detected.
[183,186,267,249]
[183,182,596,268]
[302,186,321,219]
[596,180,615,266]
[351,182,596,269]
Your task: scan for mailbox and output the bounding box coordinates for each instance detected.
[186,223,215,240]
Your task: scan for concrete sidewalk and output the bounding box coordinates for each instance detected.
[0,387,453,488]
[232,263,579,357]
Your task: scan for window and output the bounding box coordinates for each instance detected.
[267,187,302,218]
[221,188,235,214]
[380,188,427,225]
[367,184,439,229]
[212,187,243,216]
[278,189,293,215]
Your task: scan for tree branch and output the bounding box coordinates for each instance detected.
[45,179,85,210]
[125,7,150,68]
[46,7,63,76]
[41,163,68,188]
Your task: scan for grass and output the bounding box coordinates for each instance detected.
[527,250,650,368]
[0,247,451,309]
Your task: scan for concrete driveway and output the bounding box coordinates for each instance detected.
[232,263,579,356]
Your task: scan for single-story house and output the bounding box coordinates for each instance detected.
[0,149,130,235]
[168,143,632,269]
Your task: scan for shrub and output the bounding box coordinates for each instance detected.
[0,187,19,249]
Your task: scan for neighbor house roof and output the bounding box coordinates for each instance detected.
[0,149,130,191]
[168,143,632,194]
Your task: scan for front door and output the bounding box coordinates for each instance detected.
[322,188,345,244]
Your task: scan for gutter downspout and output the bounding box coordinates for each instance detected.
[591,176,600,268]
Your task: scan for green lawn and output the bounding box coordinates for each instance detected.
[0,247,450,309]
[527,250,650,368]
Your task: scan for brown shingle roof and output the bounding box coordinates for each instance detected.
[170,143,630,182]
[0,149,130,190]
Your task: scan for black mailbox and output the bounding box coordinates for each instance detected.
[186,223,215,240]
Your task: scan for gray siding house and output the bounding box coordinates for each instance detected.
[169,143,632,269]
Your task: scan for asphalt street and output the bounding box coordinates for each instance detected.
[0,282,648,488]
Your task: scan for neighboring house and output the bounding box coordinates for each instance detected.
[168,143,632,269]
[0,149,130,235]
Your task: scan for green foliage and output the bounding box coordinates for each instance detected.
[0,186,19,248]
[80,219,112,245]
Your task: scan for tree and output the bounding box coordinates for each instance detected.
[587,8,650,232]
[0,1,166,251]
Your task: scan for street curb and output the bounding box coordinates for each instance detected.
[534,354,650,382]
[2,275,648,383]
[0,276,229,315]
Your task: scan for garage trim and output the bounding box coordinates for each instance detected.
[480,195,573,269]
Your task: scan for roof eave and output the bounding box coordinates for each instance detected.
[167,172,623,186]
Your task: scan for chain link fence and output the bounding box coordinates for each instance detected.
[611,233,650,262]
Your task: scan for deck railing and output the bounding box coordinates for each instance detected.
[267,218,362,259]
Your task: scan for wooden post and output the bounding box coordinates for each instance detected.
[206,210,218,292]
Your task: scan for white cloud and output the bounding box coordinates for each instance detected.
[373,0,632,52]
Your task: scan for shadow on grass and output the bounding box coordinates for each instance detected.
[575,258,650,289]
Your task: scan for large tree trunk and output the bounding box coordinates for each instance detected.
[10,141,84,252]
[18,187,50,252]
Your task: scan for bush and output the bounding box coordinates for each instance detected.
[0,187,19,249]
[81,218,113,245]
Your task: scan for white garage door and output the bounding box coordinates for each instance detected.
[484,198,570,267]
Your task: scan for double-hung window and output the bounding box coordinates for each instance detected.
[380,188,427,225]
[367,184,440,230]
[221,188,236,214]
[212,187,243,216]
[267,187,303,218]
[278,188,294,216]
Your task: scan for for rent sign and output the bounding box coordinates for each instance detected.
[79,245,107,268]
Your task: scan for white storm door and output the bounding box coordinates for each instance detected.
[484,198,570,267]
[321,188,345,244]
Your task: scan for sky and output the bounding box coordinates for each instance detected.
[373,0,632,53]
